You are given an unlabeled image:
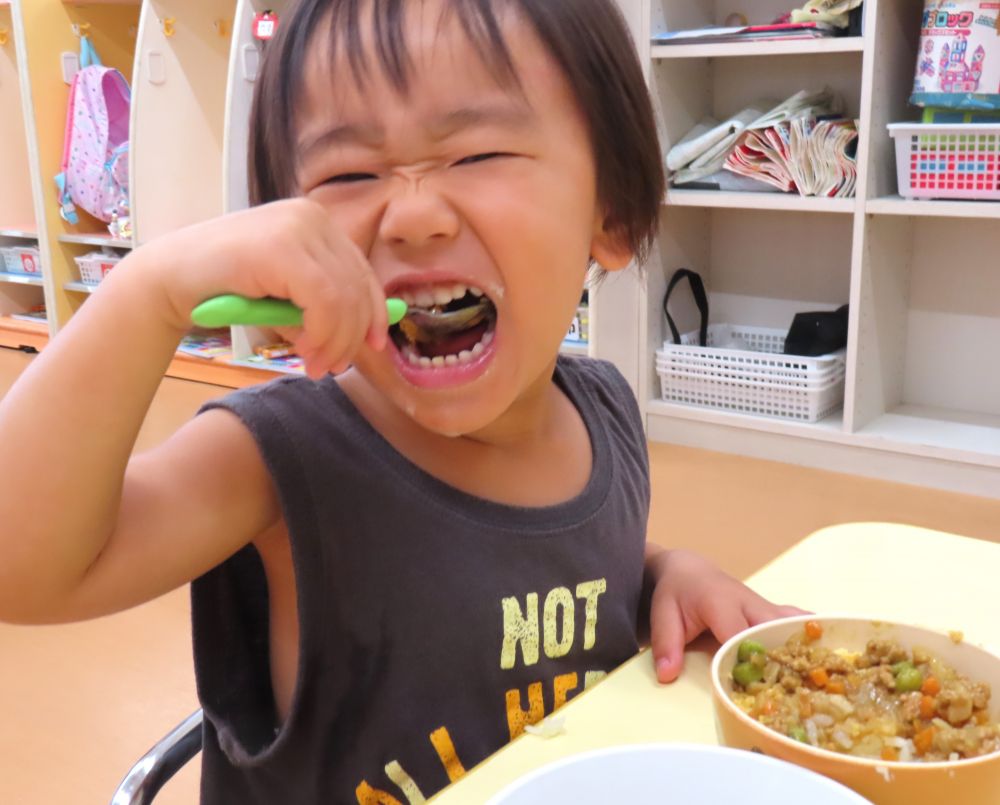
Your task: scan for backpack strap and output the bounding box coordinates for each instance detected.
[80,35,103,68]
[55,173,79,225]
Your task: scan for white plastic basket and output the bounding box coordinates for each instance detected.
[2,245,42,275]
[656,324,846,422]
[888,123,1000,201]
[74,250,122,284]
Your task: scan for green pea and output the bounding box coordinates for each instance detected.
[891,660,915,675]
[789,725,809,743]
[738,639,768,663]
[895,666,924,692]
[733,661,764,687]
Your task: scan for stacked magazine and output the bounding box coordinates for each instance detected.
[726,117,858,198]
[666,90,858,198]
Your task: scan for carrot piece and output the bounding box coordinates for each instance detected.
[826,679,845,695]
[881,745,900,762]
[805,621,824,641]
[914,726,936,755]
[920,695,937,720]
[809,668,830,688]
[921,676,941,696]
[761,699,776,716]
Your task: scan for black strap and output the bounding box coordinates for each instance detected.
[662,268,708,346]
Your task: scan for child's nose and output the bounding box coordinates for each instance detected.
[378,179,460,249]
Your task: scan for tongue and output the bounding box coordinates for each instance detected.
[419,321,490,359]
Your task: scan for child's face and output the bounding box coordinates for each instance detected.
[295,2,630,436]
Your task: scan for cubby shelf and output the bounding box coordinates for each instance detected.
[63,282,97,294]
[650,36,864,60]
[629,0,1000,496]
[866,196,1000,219]
[665,189,855,214]
[0,272,44,287]
[58,234,133,249]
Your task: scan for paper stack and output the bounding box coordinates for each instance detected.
[725,117,858,197]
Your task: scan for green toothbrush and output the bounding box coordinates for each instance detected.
[191,295,408,329]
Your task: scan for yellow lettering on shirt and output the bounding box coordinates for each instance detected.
[542,587,575,659]
[384,761,426,804]
[356,781,405,805]
[585,670,608,689]
[500,592,539,669]
[429,727,467,783]
[553,672,579,709]
[575,579,607,650]
[505,681,544,740]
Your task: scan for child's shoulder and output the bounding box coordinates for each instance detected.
[557,354,635,404]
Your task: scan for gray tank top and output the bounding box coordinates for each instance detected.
[192,356,649,803]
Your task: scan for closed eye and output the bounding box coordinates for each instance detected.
[453,152,511,166]
[323,172,378,185]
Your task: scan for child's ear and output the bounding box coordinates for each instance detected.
[590,214,634,272]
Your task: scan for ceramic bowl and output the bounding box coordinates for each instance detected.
[711,615,1000,805]
[486,743,872,804]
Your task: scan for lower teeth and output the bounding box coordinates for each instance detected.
[404,330,494,368]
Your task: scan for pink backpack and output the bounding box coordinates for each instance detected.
[55,36,131,225]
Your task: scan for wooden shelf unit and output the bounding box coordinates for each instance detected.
[619,0,1000,498]
[0,1,47,335]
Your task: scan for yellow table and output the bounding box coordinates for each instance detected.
[431,523,1000,803]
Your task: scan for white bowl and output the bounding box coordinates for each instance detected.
[485,743,872,804]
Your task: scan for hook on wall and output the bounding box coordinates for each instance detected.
[0,27,9,47]
[161,17,176,38]
[213,18,227,37]
[71,22,92,38]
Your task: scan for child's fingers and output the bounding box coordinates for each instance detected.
[649,595,686,684]
[743,600,810,626]
[700,598,751,648]
[365,272,389,352]
[307,299,366,376]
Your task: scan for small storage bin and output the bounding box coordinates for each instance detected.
[888,122,1000,200]
[74,250,122,285]
[656,324,846,423]
[3,245,42,275]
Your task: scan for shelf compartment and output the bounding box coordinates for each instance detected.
[666,190,854,214]
[132,0,236,242]
[852,215,1000,448]
[59,233,134,249]
[0,4,37,235]
[866,196,1000,219]
[856,406,1000,468]
[651,37,863,60]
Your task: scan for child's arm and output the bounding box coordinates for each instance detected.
[0,199,386,624]
[643,544,806,683]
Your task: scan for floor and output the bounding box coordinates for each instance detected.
[0,347,998,804]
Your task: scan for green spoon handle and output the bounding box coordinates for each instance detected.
[191,295,408,329]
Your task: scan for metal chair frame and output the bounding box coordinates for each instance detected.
[110,709,203,805]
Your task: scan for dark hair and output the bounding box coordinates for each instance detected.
[248,0,664,266]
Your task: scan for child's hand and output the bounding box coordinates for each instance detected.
[645,548,806,684]
[135,198,387,379]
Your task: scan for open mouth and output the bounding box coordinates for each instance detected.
[390,284,498,368]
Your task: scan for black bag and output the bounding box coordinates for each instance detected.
[783,304,849,357]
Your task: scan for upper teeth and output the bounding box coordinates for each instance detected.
[398,284,483,309]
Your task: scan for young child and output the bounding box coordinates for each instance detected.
[0,0,800,801]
